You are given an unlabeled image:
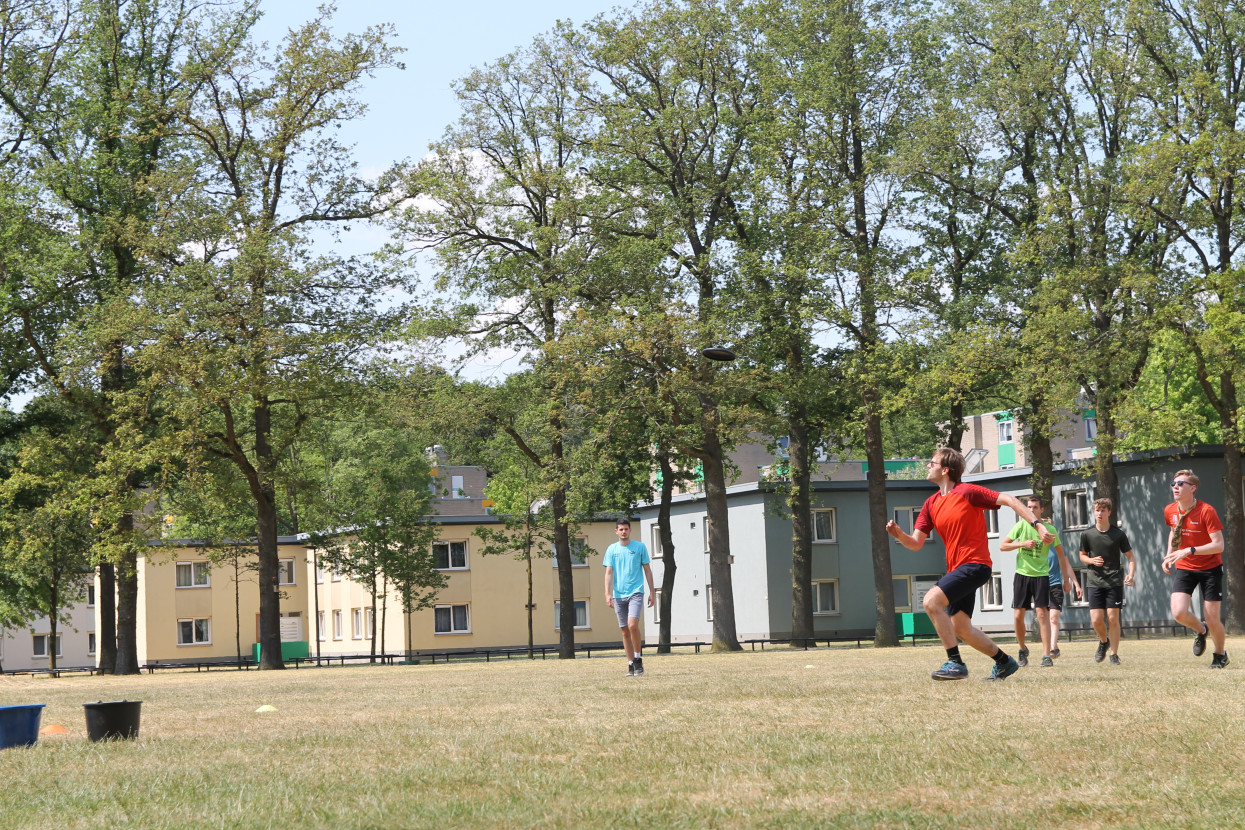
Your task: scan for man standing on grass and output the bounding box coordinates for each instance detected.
[1079,498,1136,665]
[1161,470,1228,668]
[1000,495,1079,668]
[604,518,654,677]
[886,447,1054,682]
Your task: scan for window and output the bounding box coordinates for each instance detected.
[1067,570,1089,608]
[1084,412,1098,441]
[331,563,342,582]
[434,604,470,634]
[332,610,343,640]
[352,609,364,639]
[318,611,327,642]
[892,576,911,612]
[451,474,464,498]
[891,508,933,541]
[651,524,664,559]
[998,420,1014,443]
[985,510,999,537]
[365,608,374,639]
[812,509,837,543]
[278,558,296,585]
[88,632,96,656]
[315,558,326,584]
[554,600,589,630]
[703,517,710,553]
[705,584,713,621]
[979,573,1004,611]
[813,580,839,615]
[1063,490,1090,529]
[175,561,210,588]
[176,618,211,646]
[652,589,663,624]
[87,584,96,607]
[32,633,62,658]
[912,575,942,610]
[554,537,589,567]
[434,540,468,570]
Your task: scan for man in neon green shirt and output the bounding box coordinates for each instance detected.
[1000,495,1077,668]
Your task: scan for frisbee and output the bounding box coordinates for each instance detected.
[701,347,737,362]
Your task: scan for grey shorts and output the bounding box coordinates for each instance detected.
[614,592,644,627]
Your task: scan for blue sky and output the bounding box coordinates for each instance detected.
[254,1,634,174]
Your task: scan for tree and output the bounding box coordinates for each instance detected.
[129,7,409,668]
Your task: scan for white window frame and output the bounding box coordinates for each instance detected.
[705,584,713,621]
[812,580,840,616]
[315,557,326,584]
[433,540,469,570]
[651,525,664,560]
[1085,416,1098,442]
[87,584,96,607]
[352,609,364,639]
[87,632,96,656]
[553,599,590,630]
[450,474,464,498]
[703,517,710,553]
[892,576,912,612]
[32,632,62,658]
[175,561,210,589]
[985,510,999,537]
[176,618,211,646]
[1067,570,1089,608]
[998,420,1014,444]
[331,563,343,582]
[434,604,471,635]
[652,589,663,624]
[1063,490,1091,529]
[278,558,296,586]
[365,608,374,639]
[979,573,1004,611]
[553,537,590,568]
[892,507,933,542]
[812,509,837,543]
[318,611,327,642]
[332,610,343,640]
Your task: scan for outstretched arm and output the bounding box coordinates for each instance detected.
[996,493,1056,545]
[886,520,928,551]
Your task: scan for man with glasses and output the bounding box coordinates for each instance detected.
[1162,470,1228,668]
[886,447,1054,682]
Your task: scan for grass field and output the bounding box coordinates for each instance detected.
[1,637,1242,829]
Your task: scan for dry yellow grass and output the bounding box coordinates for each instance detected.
[0,638,1241,828]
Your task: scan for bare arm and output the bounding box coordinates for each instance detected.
[996,493,1056,544]
[1163,529,1224,571]
[1123,547,1137,587]
[1055,544,1082,598]
[886,520,928,551]
[643,563,655,607]
[604,566,615,608]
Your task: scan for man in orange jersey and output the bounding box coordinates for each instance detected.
[1162,469,1228,668]
[886,447,1054,681]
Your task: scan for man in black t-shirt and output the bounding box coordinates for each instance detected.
[1079,498,1136,665]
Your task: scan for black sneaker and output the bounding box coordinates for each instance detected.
[1109,654,1121,666]
[1210,652,1229,669]
[626,661,635,677]
[633,658,644,676]
[1193,624,1208,657]
[1017,647,1029,668]
[1051,647,1061,659]
[983,655,1020,682]
[1095,641,1108,663]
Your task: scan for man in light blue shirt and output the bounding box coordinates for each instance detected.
[603,518,654,676]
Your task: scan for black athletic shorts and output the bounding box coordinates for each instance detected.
[1172,565,1224,602]
[933,563,992,619]
[1047,584,1065,610]
[1087,585,1125,610]
[1012,573,1051,610]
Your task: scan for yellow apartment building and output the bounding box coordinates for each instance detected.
[126,515,631,666]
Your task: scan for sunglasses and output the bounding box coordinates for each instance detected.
[1172,480,1193,488]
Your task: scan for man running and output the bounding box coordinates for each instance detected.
[1162,470,1228,668]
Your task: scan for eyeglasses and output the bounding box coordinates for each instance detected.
[926,460,941,468]
[1172,480,1193,488]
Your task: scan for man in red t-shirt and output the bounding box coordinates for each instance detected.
[886,447,1054,681]
[1161,469,1228,668]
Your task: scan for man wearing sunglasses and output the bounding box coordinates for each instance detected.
[1161,470,1228,668]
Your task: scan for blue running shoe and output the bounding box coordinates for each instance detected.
[931,660,968,681]
[983,655,1020,682]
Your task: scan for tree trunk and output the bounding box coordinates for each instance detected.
[1093,396,1122,525]
[947,401,966,452]
[1027,427,1056,509]
[254,400,284,670]
[701,423,741,652]
[113,547,140,674]
[788,406,814,643]
[552,484,576,659]
[1219,373,1244,634]
[657,452,677,654]
[864,402,897,647]
[97,562,117,673]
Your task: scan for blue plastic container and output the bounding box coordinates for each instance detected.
[0,704,46,749]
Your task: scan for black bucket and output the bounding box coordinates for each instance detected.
[83,700,142,741]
